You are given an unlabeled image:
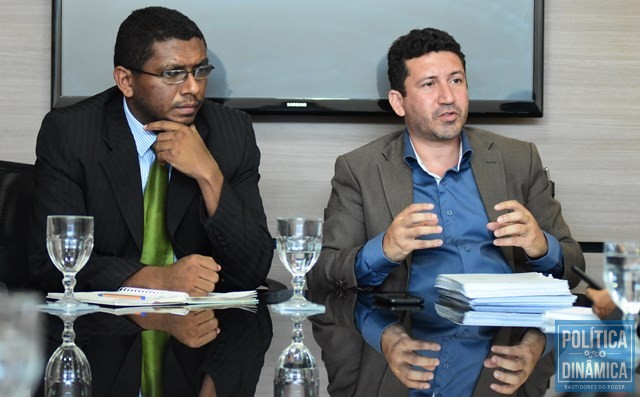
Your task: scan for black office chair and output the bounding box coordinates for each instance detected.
[0,160,35,290]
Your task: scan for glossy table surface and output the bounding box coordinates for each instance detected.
[35,289,335,397]
[32,288,633,397]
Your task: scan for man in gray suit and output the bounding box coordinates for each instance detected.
[309,28,584,396]
[29,7,273,296]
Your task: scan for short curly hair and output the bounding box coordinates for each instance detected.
[387,28,466,96]
[114,6,206,70]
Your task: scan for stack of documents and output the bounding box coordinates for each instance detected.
[434,272,576,328]
[540,307,601,333]
[47,287,258,308]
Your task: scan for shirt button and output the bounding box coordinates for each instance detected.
[446,210,453,216]
[443,363,450,369]
[464,245,470,252]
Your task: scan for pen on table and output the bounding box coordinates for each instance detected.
[98,293,146,300]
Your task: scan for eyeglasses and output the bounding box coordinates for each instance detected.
[129,64,214,85]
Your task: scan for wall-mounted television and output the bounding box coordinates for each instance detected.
[52,0,543,117]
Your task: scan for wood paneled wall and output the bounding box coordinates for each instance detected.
[1,1,638,284]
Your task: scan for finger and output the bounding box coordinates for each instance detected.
[405,225,443,239]
[402,368,435,389]
[491,369,525,394]
[491,344,522,358]
[490,381,518,395]
[403,202,436,215]
[407,355,440,371]
[494,200,524,212]
[193,309,216,324]
[405,368,435,382]
[489,354,523,373]
[396,368,434,390]
[492,223,525,238]
[495,211,526,226]
[195,277,216,292]
[406,211,439,226]
[144,120,183,132]
[400,378,432,390]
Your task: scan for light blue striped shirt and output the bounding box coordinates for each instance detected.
[123,98,158,192]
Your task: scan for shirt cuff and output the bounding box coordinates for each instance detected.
[354,299,399,353]
[354,232,401,286]
[527,232,564,278]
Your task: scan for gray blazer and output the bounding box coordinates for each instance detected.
[309,126,585,396]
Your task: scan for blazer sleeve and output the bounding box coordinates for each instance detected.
[28,109,145,293]
[518,142,585,289]
[309,154,367,291]
[196,107,273,291]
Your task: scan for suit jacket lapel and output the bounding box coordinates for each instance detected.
[166,117,209,237]
[100,97,145,252]
[378,133,413,218]
[467,130,515,267]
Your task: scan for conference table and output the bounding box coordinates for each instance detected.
[34,288,342,397]
[30,287,634,397]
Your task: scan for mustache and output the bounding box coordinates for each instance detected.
[174,96,202,108]
[434,106,461,117]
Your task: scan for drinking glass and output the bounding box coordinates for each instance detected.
[0,293,44,397]
[603,241,640,323]
[46,215,94,310]
[274,312,322,397]
[42,308,93,397]
[272,218,324,314]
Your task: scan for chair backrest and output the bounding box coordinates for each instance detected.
[0,160,35,289]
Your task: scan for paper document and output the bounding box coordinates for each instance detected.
[435,272,578,328]
[47,287,258,307]
[435,303,545,328]
[540,307,602,333]
[435,272,572,299]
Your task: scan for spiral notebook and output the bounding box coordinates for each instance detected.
[47,287,258,307]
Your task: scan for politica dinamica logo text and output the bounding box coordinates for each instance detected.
[555,320,635,393]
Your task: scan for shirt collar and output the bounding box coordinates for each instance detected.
[403,129,473,174]
[123,98,157,158]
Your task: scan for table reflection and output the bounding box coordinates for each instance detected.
[40,307,97,396]
[36,303,272,397]
[272,305,325,397]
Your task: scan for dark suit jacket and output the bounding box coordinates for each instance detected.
[29,87,273,293]
[309,127,585,396]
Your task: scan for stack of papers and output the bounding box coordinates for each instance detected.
[434,272,576,328]
[47,287,258,307]
[540,307,601,333]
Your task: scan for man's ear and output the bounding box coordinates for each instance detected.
[113,66,134,98]
[388,90,405,117]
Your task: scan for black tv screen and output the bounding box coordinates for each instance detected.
[52,0,543,117]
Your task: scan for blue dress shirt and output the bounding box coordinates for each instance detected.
[354,130,563,396]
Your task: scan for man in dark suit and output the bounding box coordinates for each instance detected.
[309,28,585,396]
[29,6,273,296]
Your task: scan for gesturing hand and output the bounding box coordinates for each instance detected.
[483,328,546,395]
[486,200,548,259]
[382,203,443,262]
[380,323,441,390]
